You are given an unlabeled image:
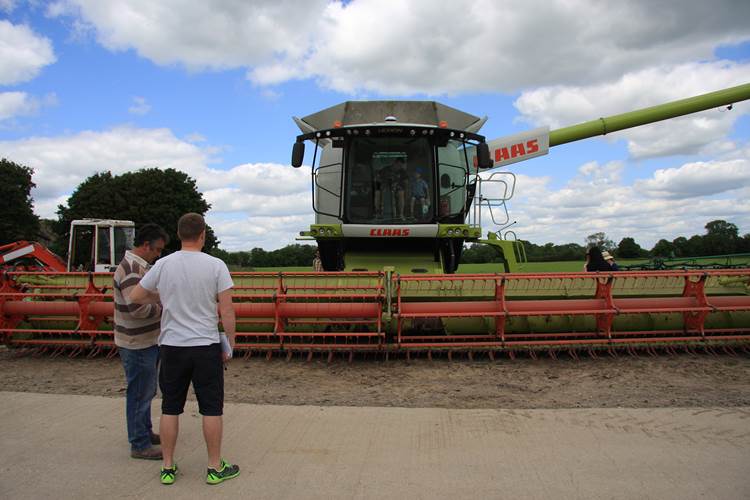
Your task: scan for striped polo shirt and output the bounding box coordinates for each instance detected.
[113,250,161,349]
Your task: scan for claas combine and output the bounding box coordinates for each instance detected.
[2,84,750,359]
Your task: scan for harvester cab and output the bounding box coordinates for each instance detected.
[291,101,526,274]
[66,219,135,272]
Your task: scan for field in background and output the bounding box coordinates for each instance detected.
[241,261,645,273]
[237,255,750,274]
[460,260,649,273]
[228,265,311,272]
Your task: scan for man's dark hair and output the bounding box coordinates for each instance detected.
[177,213,206,241]
[135,223,169,247]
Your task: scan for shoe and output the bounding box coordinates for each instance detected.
[160,464,178,485]
[206,459,240,485]
[131,446,163,460]
[150,432,160,445]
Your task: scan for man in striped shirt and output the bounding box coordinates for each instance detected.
[114,223,169,460]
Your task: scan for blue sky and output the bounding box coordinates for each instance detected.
[1,0,749,251]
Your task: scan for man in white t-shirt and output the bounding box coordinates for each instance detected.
[131,213,239,486]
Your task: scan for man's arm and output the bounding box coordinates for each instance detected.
[218,288,236,352]
[120,280,160,319]
[130,284,161,305]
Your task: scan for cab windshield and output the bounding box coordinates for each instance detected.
[345,136,434,224]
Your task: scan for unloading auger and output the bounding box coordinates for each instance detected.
[2,84,750,358]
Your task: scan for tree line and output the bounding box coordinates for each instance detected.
[211,244,316,269]
[462,220,750,263]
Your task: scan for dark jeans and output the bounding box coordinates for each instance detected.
[119,345,159,451]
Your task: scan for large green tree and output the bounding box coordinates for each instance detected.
[0,158,40,244]
[703,219,739,255]
[671,236,689,257]
[651,239,674,258]
[616,237,647,258]
[56,168,217,255]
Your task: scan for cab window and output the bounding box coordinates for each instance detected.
[345,137,433,224]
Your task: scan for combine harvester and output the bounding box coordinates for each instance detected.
[2,85,750,359]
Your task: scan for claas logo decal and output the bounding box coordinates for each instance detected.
[369,228,411,236]
[494,139,539,162]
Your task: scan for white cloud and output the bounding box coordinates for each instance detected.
[0,126,312,250]
[0,91,57,121]
[506,152,750,248]
[184,132,206,143]
[514,61,750,159]
[0,126,212,202]
[0,0,16,13]
[211,162,309,194]
[205,188,311,216]
[0,91,36,120]
[51,0,750,95]
[50,0,328,69]
[32,194,69,221]
[0,20,56,85]
[636,158,750,199]
[208,214,314,251]
[128,96,150,115]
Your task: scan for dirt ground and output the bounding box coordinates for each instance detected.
[1,347,749,408]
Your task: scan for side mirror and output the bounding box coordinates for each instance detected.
[477,143,492,169]
[291,142,305,168]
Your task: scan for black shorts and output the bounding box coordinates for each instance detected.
[159,343,224,416]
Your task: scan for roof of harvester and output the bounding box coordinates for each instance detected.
[295,100,486,133]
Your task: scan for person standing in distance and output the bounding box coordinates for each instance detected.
[601,251,620,271]
[114,223,168,460]
[584,246,612,272]
[131,213,239,485]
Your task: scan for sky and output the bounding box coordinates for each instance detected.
[1,0,749,252]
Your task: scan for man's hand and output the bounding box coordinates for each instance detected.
[218,289,236,364]
[219,333,233,363]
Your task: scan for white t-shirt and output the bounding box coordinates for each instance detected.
[139,250,234,347]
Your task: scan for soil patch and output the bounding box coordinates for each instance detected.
[1,348,749,408]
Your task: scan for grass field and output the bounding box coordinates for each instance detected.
[240,261,642,273]
[459,260,644,273]
[228,265,312,272]
[242,254,750,274]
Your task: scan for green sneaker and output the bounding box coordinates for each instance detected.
[206,459,240,485]
[160,464,178,485]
